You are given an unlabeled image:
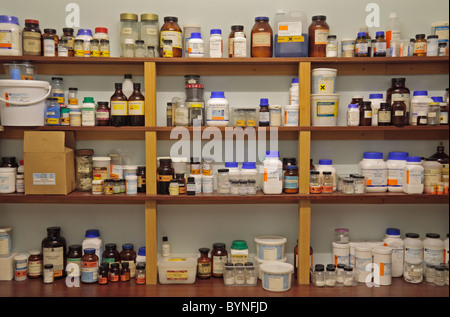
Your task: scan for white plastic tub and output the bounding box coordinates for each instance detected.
[255,235,287,261]
[260,262,294,292]
[312,68,337,94]
[157,254,197,284]
[254,256,287,280]
[0,80,51,126]
[311,94,339,126]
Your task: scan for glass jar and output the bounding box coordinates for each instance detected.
[44,98,60,126]
[123,38,135,57]
[135,40,146,57]
[50,77,64,104]
[28,250,43,278]
[211,243,228,278]
[120,13,139,57]
[353,175,366,194]
[428,102,441,126]
[157,158,174,195]
[217,169,230,195]
[160,16,182,57]
[284,165,299,194]
[251,16,273,57]
[22,19,42,56]
[434,265,446,286]
[373,31,387,57]
[75,149,94,192]
[322,171,334,194]
[325,264,337,286]
[189,104,203,127]
[245,109,257,127]
[413,34,427,56]
[360,101,372,126]
[335,228,349,243]
[314,264,325,287]
[326,35,338,57]
[336,263,346,284]
[103,179,114,195]
[342,178,355,194]
[386,78,410,125]
[99,39,110,57]
[234,263,246,285]
[310,170,322,194]
[230,179,239,195]
[392,100,407,127]
[42,227,67,280]
[120,262,130,282]
[89,39,100,57]
[355,32,369,57]
[135,263,146,284]
[43,264,54,284]
[109,263,120,282]
[66,244,82,278]
[234,108,246,127]
[308,15,329,57]
[247,179,257,195]
[147,45,156,57]
[61,28,75,56]
[197,248,211,279]
[96,101,110,126]
[174,103,189,126]
[42,28,58,56]
[81,248,98,284]
[343,266,355,286]
[102,243,121,267]
[228,25,244,57]
[98,263,109,285]
[74,39,84,57]
[120,243,137,278]
[425,263,436,283]
[403,259,423,284]
[137,166,147,194]
[378,102,392,126]
[140,14,159,57]
[223,262,235,286]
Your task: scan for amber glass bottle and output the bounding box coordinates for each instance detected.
[61,28,75,56]
[211,243,228,278]
[128,83,145,126]
[102,243,121,267]
[392,100,407,127]
[42,28,59,56]
[308,15,329,57]
[197,248,212,279]
[160,16,182,57]
[284,165,299,194]
[386,78,410,125]
[157,158,174,195]
[41,226,66,280]
[120,243,137,278]
[378,102,392,126]
[110,83,128,127]
[413,34,427,56]
[359,101,372,126]
[22,19,42,56]
[251,17,273,57]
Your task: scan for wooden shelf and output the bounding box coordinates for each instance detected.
[1,191,447,205]
[0,275,447,298]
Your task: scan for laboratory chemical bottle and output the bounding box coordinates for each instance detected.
[383,228,404,277]
[274,10,308,57]
[122,74,134,98]
[162,236,171,257]
[128,83,145,126]
[82,229,103,265]
[41,227,67,280]
[308,15,329,57]
[251,17,273,57]
[197,248,211,279]
[386,12,401,54]
[110,83,128,127]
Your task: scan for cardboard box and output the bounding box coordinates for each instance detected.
[24,131,76,195]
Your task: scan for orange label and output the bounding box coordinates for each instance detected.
[322,185,333,193]
[98,276,108,284]
[15,270,27,277]
[109,274,119,282]
[136,277,146,284]
[406,170,410,184]
[380,263,385,276]
[310,186,322,194]
[366,179,372,186]
[158,175,173,182]
[387,179,398,186]
[82,261,97,268]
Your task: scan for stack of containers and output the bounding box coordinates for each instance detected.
[310,68,339,126]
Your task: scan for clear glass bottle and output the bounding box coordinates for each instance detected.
[434,265,446,286]
[217,169,230,195]
[314,264,325,287]
[89,39,99,57]
[120,13,139,57]
[326,35,338,57]
[223,262,235,286]
[343,266,355,286]
[123,39,135,57]
[403,259,423,284]
[325,264,337,286]
[174,103,189,126]
[140,13,159,57]
[310,170,322,194]
[135,40,146,57]
[428,102,441,126]
[100,39,110,57]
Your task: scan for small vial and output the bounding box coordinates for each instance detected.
[97,263,109,285]
[135,40,146,57]
[336,263,345,285]
[239,179,248,195]
[244,262,257,285]
[314,264,326,287]
[58,39,69,57]
[136,263,146,285]
[342,178,355,194]
[123,38,135,57]
[90,39,100,57]
[100,39,110,57]
[322,171,333,193]
[43,264,54,283]
[434,265,446,286]
[163,39,173,58]
[310,170,322,194]
[343,266,355,286]
[425,263,435,283]
[353,176,366,194]
[230,179,240,195]
[326,35,338,57]
[325,264,337,286]
[247,179,256,195]
[234,263,245,285]
[223,262,235,286]
[147,46,156,57]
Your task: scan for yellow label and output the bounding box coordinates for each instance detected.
[168,257,187,262]
[128,101,145,115]
[100,51,110,57]
[167,270,188,280]
[111,101,127,115]
[90,50,100,57]
[277,36,305,43]
[75,49,84,57]
[45,118,59,125]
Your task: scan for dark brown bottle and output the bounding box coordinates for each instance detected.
[102,243,121,267]
[157,158,174,195]
[96,101,110,126]
[137,166,146,193]
[251,17,273,57]
[160,16,182,57]
[350,96,364,110]
[120,243,137,278]
[197,248,211,279]
[1,156,19,168]
[41,226,67,280]
[386,78,410,125]
[308,15,329,57]
[392,100,407,127]
[377,102,392,126]
[110,83,128,127]
[128,83,145,126]
[61,28,75,57]
[22,19,42,56]
[228,25,244,57]
[359,101,372,126]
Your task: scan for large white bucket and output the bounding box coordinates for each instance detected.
[0,80,51,126]
[312,68,337,94]
[311,94,340,126]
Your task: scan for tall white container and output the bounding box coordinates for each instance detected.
[262,151,283,194]
[387,151,408,192]
[372,246,393,286]
[423,233,444,266]
[404,233,424,262]
[359,152,388,193]
[355,244,373,283]
[402,156,424,194]
[383,228,404,277]
[410,91,433,125]
[332,241,349,266]
[82,229,103,265]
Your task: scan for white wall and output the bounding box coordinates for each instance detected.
[1,0,449,266]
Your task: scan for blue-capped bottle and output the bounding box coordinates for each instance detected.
[81,248,99,283]
[258,98,270,126]
[355,32,369,57]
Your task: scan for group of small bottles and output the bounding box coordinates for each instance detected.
[312,263,357,287]
[347,80,449,127]
[22,20,110,57]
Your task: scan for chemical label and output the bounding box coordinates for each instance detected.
[4,92,29,107]
[314,29,329,45]
[277,35,305,43]
[167,270,188,280]
[317,101,338,117]
[32,173,56,185]
[0,30,12,49]
[424,249,444,265]
[361,168,387,187]
[111,101,128,115]
[379,262,392,277]
[43,246,64,276]
[161,30,182,49]
[278,22,302,37]
[405,248,423,262]
[388,168,404,186]
[128,101,145,115]
[406,169,423,185]
[284,175,298,189]
[252,32,271,47]
[264,272,290,291]
[81,261,98,283]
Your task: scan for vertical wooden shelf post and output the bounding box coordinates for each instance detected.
[297,61,312,284]
[144,62,158,284]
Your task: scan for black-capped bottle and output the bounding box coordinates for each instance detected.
[41,226,67,280]
[128,83,145,126]
[110,83,128,126]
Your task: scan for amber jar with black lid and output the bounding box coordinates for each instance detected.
[42,226,66,280]
[211,243,228,278]
[308,15,329,57]
[377,102,392,126]
[157,158,174,195]
[28,250,43,278]
[120,243,137,278]
[109,262,120,282]
[413,34,427,56]
[42,29,59,56]
[61,28,75,56]
[102,243,121,266]
[160,16,182,57]
[284,165,299,194]
[392,100,407,127]
[66,244,83,274]
[197,248,211,279]
[23,19,42,56]
[110,83,128,127]
[120,262,131,282]
[98,263,109,285]
[128,83,145,126]
[359,101,372,126]
[96,102,110,126]
[251,17,273,57]
[386,78,410,125]
[175,173,186,194]
[228,25,244,57]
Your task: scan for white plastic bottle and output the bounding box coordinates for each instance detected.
[209,29,223,58]
[383,227,404,277]
[316,159,337,191]
[233,32,247,57]
[402,156,424,194]
[262,151,283,194]
[122,74,134,98]
[410,91,433,125]
[289,78,299,106]
[162,236,171,257]
[403,233,423,262]
[369,93,384,126]
[423,233,444,266]
[187,32,204,58]
[82,229,103,265]
[387,151,408,192]
[0,15,22,56]
[347,104,360,126]
[386,12,401,54]
[206,91,229,127]
[136,247,146,265]
[359,152,388,193]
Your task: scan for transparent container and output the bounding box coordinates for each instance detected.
[134,40,146,57]
[313,264,325,287]
[335,228,349,243]
[75,149,94,192]
[274,11,308,57]
[403,259,423,284]
[120,13,139,57]
[217,169,230,195]
[140,14,159,57]
[428,102,441,126]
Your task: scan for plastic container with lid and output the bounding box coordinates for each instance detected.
[254,235,287,261]
[383,228,404,277]
[225,162,240,180]
[260,262,294,292]
[240,162,258,185]
[355,244,373,283]
[410,91,433,126]
[289,78,299,106]
[82,229,103,265]
[262,151,283,194]
[387,151,409,192]
[403,156,424,194]
[76,29,93,57]
[230,240,249,264]
[423,158,442,194]
[0,167,16,193]
[206,91,229,127]
[0,15,22,56]
[274,11,308,57]
[311,68,337,95]
[158,254,197,284]
[187,32,204,58]
[332,241,350,266]
[93,27,109,40]
[372,246,393,286]
[311,94,340,126]
[369,93,384,126]
[209,29,223,58]
[359,152,387,193]
[0,227,12,255]
[423,233,444,266]
[316,159,337,191]
[404,233,423,262]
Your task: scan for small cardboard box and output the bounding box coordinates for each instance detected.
[24,131,76,195]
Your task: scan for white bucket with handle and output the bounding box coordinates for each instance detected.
[0,80,51,126]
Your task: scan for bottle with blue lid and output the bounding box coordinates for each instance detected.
[359,152,388,193]
[262,151,283,194]
[403,156,424,194]
[81,248,99,283]
[82,229,103,265]
[206,91,229,127]
[258,98,270,126]
[0,15,22,56]
[411,90,433,125]
[383,228,404,277]
[241,162,258,188]
[76,29,93,57]
[316,159,337,191]
[209,29,223,58]
[387,151,409,192]
[187,32,204,57]
[225,162,240,180]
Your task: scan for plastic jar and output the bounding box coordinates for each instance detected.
[355,244,373,283]
[383,228,404,278]
[206,91,229,127]
[404,233,423,262]
[76,29,93,57]
[0,16,22,56]
[423,233,444,266]
[289,78,299,106]
[410,91,433,126]
[359,152,387,193]
[335,228,349,243]
[372,246,392,286]
[403,156,424,194]
[81,97,96,126]
[427,35,439,56]
[0,228,11,255]
[369,94,384,126]
[423,158,442,194]
[93,157,111,181]
[283,104,299,126]
[0,167,16,193]
[262,151,283,194]
[387,151,408,192]
[187,32,204,57]
[326,35,338,57]
[126,175,138,194]
[240,162,258,185]
[332,241,349,266]
[341,38,355,57]
[347,104,360,126]
[316,159,336,191]
[230,240,249,265]
[209,29,223,58]
[82,229,103,265]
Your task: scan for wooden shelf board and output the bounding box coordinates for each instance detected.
[0,275,447,298]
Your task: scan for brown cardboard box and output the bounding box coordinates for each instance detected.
[23,131,76,195]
